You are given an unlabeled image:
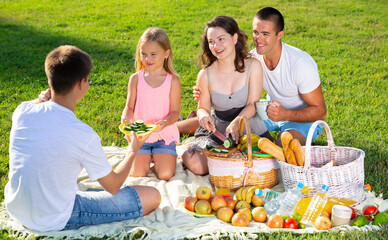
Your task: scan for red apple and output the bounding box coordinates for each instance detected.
[224,197,237,210]
[183,196,197,212]
[217,207,234,223]
[235,200,251,212]
[252,206,267,222]
[196,186,212,200]
[268,214,284,228]
[211,196,227,211]
[194,199,211,215]
[349,207,356,220]
[314,216,332,230]
[237,207,252,222]
[231,212,250,227]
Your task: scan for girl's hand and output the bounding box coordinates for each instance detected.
[199,115,215,132]
[121,107,132,123]
[225,120,240,144]
[154,120,167,132]
[193,85,201,101]
[39,88,51,102]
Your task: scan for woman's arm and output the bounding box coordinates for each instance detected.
[226,59,263,141]
[155,75,181,130]
[196,69,214,132]
[121,73,138,123]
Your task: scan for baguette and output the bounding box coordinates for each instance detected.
[258,138,285,162]
[284,148,297,165]
[280,131,293,152]
[290,139,305,166]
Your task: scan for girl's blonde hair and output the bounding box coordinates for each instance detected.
[135,27,176,75]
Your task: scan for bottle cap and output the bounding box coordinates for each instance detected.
[296,182,304,188]
[322,184,329,191]
[365,184,371,191]
[255,189,263,196]
[302,186,309,194]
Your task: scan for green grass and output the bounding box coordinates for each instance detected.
[0,0,387,239]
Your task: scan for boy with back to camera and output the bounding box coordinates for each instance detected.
[5,45,161,231]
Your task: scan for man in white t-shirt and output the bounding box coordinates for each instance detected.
[250,7,326,145]
[5,45,161,231]
[181,7,326,146]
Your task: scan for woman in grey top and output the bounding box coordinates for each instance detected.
[182,16,269,175]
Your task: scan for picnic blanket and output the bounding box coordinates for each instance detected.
[0,139,387,239]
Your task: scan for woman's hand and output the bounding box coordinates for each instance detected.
[121,107,133,123]
[225,119,240,144]
[199,114,215,132]
[193,85,201,101]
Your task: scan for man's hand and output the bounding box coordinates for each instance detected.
[193,86,201,101]
[38,88,51,102]
[266,100,286,122]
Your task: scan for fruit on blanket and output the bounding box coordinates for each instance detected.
[225,197,237,210]
[352,216,370,227]
[231,212,250,227]
[349,207,356,220]
[372,212,388,227]
[251,195,265,207]
[237,207,252,222]
[314,216,332,230]
[252,206,267,222]
[211,196,227,211]
[258,138,285,162]
[194,200,212,215]
[283,217,299,229]
[245,186,260,204]
[363,205,379,220]
[184,196,198,212]
[268,214,284,228]
[196,186,212,200]
[217,207,234,223]
[321,211,331,219]
[215,187,230,196]
[235,200,251,212]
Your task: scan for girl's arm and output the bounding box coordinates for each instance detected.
[196,69,214,132]
[121,73,138,123]
[226,59,263,142]
[155,75,181,130]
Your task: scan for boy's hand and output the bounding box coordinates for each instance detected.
[126,131,151,153]
[39,88,51,102]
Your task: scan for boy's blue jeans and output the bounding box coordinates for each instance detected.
[62,186,143,230]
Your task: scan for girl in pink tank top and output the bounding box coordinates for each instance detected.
[121,27,181,181]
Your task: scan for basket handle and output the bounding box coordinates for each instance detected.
[238,116,253,168]
[304,120,336,169]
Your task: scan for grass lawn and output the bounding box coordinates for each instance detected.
[0,0,387,239]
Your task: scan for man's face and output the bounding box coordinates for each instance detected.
[252,18,283,56]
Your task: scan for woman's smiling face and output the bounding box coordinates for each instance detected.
[207,27,237,60]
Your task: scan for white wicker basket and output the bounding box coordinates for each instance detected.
[277,120,365,203]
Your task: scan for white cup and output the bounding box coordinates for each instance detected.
[331,205,352,227]
[255,101,270,120]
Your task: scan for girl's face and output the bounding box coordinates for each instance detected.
[207,27,237,60]
[140,40,170,71]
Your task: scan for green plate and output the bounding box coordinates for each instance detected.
[245,145,273,158]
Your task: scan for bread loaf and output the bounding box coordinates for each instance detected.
[258,138,285,162]
[290,139,305,166]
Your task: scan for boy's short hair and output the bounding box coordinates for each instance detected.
[45,45,93,95]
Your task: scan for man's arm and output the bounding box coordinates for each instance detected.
[267,85,326,122]
[97,132,149,194]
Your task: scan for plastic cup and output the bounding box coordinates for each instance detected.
[331,205,352,227]
[255,101,269,120]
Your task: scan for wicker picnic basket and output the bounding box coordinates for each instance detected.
[206,116,279,192]
[278,120,365,203]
